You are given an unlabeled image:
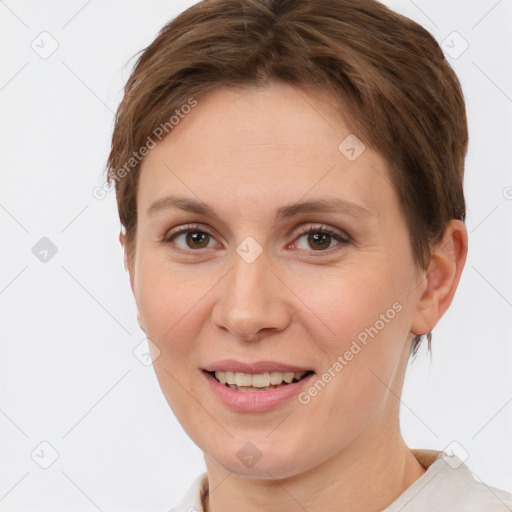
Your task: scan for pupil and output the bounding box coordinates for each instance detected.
[187,231,209,248]
[309,232,330,250]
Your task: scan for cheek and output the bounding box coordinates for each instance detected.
[296,264,404,346]
[134,255,206,359]
[296,264,410,412]
[134,260,208,423]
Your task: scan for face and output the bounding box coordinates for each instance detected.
[127,82,428,479]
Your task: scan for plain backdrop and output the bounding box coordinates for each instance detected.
[0,0,511,510]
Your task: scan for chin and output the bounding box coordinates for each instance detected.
[205,438,313,480]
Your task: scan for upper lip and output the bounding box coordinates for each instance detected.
[203,359,314,374]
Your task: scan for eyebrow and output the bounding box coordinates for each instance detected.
[146,194,375,222]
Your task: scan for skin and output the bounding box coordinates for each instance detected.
[119,82,468,512]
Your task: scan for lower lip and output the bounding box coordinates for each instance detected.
[202,370,315,412]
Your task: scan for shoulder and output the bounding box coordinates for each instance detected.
[448,473,512,511]
[168,472,208,512]
[433,452,512,511]
[385,450,512,512]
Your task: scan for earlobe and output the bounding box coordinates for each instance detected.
[137,308,146,334]
[119,231,129,272]
[120,230,142,330]
[119,230,136,296]
[411,220,468,336]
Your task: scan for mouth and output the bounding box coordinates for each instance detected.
[204,369,315,392]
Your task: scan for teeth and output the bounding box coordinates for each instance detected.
[252,373,270,387]
[214,370,308,388]
[270,371,283,385]
[283,372,294,383]
[235,373,253,386]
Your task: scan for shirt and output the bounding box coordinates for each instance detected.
[169,449,512,511]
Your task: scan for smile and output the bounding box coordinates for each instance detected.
[210,370,313,391]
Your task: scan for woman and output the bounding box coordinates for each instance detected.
[106,0,512,510]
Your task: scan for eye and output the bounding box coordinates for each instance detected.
[163,224,217,251]
[291,224,350,253]
[163,223,350,254]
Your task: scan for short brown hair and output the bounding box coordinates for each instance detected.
[106,0,468,357]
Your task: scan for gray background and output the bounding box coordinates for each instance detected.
[1,0,511,510]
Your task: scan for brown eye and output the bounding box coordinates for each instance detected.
[164,225,215,251]
[306,232,333,250]
[183,231,210,249]
[294,225,350,253]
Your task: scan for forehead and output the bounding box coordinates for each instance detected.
[137,82,396,220]
[164,82,351,152]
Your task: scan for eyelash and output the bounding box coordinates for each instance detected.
[163,223,351,255]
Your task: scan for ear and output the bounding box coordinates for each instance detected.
[119,230,144,332]
[411,219,468,336]
[119,231,128,270]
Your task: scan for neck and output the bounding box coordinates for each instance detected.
[202,426,426,512]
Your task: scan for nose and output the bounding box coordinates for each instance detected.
[211,246,291,342]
